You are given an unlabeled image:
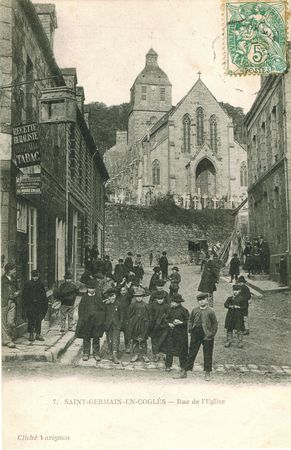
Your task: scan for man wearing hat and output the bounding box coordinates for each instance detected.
[149,279,169,304]
[165,293,189,372]
[22,270,48,342]
[1,262,20,348]
[149,266,161,292]
[75,279,105,361]
[57,272,79,333]
[127,286,150,363]
[224,284,247,349]
[159,251,169,281]
[175,292,218,381]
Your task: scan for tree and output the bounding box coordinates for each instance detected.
[86,102,130,155]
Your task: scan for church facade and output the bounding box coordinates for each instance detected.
[105,49,248,209]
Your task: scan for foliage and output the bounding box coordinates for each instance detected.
[141,194,234,230]
[219,102,246,145]
[86,102,130,155]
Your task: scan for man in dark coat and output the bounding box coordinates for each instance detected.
[149,266,161,292]
[149,279,169,304]
[128,287,150,363]
[114,258,127,284]
[22,269,48,342]
[1,262,20,348]
[159,251,169,281]
[165,293,189,372]
[198,254,218,307]
[237,276,251,335]
[124,252,134,276]
[149,292,170,362]
[75,280,105,361]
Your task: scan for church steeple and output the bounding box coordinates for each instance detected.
[146,48,158,66]
[128,49,172,146]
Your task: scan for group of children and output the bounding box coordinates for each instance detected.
[53,254,252,380]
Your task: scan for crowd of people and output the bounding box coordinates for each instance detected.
[243,236,270,277]
[1,247,252,381]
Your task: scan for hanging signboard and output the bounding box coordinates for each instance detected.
[16,172,41,195]
[12,122,40,167]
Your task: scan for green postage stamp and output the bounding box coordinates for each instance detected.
[224,0,288,75]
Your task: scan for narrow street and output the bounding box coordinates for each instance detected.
[3,264,291,383]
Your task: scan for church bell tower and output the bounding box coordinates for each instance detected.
[128,49,172,146]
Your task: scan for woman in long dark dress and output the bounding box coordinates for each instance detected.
[198,254,218,307]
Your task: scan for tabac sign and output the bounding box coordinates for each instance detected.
[12,123,40,167]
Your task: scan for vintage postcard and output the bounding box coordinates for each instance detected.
[1,0,291,449]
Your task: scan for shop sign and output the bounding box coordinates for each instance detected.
[16,172,41,195]
[12,123,40,168]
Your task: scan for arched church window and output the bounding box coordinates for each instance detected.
[240,161,248,187]
[152,159,160,185]
[209,115,218,153]
[182,114,191,153]
[196,107,204,146]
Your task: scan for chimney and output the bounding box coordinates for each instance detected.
[116,131,128,149]
[84,105,90,129]
[34,4,57,48]
[76,86,85,115]
[61,68,77,93]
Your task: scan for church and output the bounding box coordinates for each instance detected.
[104,49,248,209]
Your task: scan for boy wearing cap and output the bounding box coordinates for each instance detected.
[224,284,247,348]
[237,276,251,335]
[1,262,20,348]
[175,293,218,381]
[165,293,189,372]
[22,270,48,342]
[75,280,105,361]
[169,267,181,295]
[149,266,161,292]
[57,272,79,333]
[149,291,170,362]
[103,288,122,364]
[128,287,150,363]
[149,279,169,304]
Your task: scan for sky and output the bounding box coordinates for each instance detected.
[37,0,264,113]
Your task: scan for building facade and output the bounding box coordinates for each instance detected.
[0,0,108,300]
[245,44,291,286]
[105,49,248,209]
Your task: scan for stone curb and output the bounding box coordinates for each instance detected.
[2,332,76,363]
[220,276,263,297]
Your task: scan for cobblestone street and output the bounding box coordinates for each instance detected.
[56,264,291,378]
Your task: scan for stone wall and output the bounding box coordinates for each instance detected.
[105,203,235,264]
